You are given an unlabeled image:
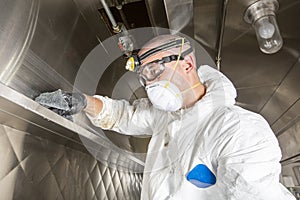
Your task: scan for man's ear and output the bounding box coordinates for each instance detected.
[183,55,195,73]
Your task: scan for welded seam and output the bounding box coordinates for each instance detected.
[258,58,300,114]
[216,0,229,71]
[273,98,300,136]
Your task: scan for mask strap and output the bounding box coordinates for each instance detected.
[164,38,185,88]
[175,82,201,98]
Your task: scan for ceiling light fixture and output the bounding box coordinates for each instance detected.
[244,0,283,54]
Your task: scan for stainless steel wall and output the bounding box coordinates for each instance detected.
[0,0,111,99]
[0,124,142,200]
[1,0,300,196]
[0,0,143,199]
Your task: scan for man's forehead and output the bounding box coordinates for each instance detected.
[138,37,189,59]
[136,36,191,67]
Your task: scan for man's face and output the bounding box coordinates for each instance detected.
[138,50,188,89]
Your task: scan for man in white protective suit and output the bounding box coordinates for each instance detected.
[52,34,296,199]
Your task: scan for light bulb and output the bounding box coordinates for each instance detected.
[244,0,283,54]
[253,16,283,54]
[258,18,275,39]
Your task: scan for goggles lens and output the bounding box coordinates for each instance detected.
[140,62,165,82]
[137,54,185,86]
[130,38,193,86]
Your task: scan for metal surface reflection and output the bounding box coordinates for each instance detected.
[0,0,300,197]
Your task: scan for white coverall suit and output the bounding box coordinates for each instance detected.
[87,65,295,200]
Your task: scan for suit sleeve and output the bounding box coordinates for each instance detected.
[85,95,162,136]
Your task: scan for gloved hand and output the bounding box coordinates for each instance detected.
[60,91,87,115]
[35,89,87,118]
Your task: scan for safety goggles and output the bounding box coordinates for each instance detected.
[125,38,193,86]
[137,52,191,86]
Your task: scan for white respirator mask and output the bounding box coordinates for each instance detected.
[144,38,200,112]
[146,80,183,112]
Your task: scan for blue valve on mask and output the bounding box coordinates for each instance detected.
[186,164,216,188]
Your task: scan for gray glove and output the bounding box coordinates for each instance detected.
[35,89,87,118]
[60,91,87,115]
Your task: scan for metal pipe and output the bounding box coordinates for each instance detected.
[116,5,130,30]
[112,0,130,30]
[100,0,119,31]
[216,0,229,71]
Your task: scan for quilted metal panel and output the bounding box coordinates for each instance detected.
[0,124,142,200]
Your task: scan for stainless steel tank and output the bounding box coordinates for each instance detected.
[1,0,300,199]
